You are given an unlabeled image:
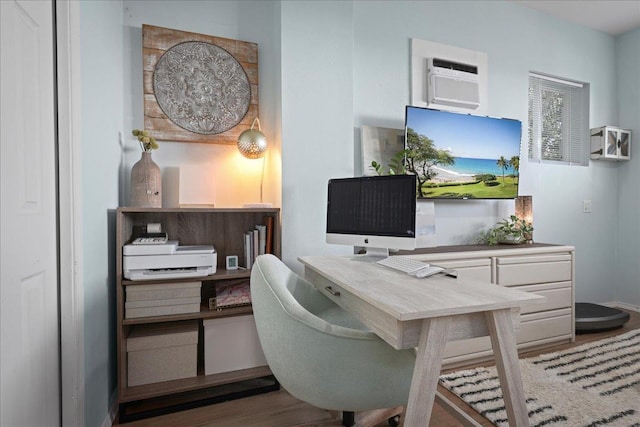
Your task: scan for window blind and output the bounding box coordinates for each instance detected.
[528,74,589,166]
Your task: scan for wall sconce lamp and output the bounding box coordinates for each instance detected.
[515,195,533,243]
[238,117,272,207]
[237,117,267,159]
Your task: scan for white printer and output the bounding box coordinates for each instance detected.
[123,241,217,280]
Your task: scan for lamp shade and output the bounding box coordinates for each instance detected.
[515,195,533,224]
[515,195,533,243]
[237,118,267,159]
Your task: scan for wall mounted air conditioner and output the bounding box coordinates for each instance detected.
[427,58,480,109]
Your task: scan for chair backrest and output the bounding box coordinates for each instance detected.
[250,254,415,411]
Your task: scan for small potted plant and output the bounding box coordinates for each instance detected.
[478,215,533,245]
[132,129,159,151]
[370,150,408,176]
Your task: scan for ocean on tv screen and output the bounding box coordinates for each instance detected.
[424,157,519,199]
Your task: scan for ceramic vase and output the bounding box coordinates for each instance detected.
[130,151,161,208]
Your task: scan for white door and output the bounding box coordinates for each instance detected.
[1,1,61,426]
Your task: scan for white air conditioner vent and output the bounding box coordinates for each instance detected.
[427,58,480,109]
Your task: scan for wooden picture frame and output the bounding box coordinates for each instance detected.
[142,24,259,144]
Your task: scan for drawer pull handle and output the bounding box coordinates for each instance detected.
[325,286,340,296]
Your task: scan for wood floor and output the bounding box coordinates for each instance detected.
[113,308,640,427]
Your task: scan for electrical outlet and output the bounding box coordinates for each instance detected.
[583,200,592,213]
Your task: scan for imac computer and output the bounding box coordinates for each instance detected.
[326,174,417,259]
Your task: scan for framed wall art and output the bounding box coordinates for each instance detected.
[360,125,404,176]
[142,24,259,144]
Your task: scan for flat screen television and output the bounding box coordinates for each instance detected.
[326,174,416,258]
[404,106,522,199]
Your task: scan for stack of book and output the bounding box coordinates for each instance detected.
[125,281,202,318]
[243,216,274,269]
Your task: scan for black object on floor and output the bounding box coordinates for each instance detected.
[575,302,630,334]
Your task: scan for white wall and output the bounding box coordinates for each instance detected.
[616,28,640,307]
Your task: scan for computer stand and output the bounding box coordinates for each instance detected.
[351,247,389,262]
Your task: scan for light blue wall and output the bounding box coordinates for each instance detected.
[80,1,123,425]
[616,28,640,306]
[78,1,638,424]
[352,0,618,303]
[280,0,356,270]
[121,1,282,209]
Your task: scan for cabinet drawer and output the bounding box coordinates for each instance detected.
[442,310,573,367]
[517,309,573,344]
[515,282,572,314]
[453,266,492,282]
[418,258,492,282]
[497,258,572,286]
[305,268,410,349]
[443,335,491,361]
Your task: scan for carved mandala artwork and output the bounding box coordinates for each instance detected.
[153,41,251,135]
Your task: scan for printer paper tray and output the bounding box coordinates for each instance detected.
[125,266,215,281]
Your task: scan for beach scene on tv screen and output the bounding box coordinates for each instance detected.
[405,107,522,199]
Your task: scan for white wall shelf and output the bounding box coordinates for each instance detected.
[591,125,631,161]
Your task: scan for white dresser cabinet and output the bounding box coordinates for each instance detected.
[400,243,575,368]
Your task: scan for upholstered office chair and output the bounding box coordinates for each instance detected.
[250,254,417,427]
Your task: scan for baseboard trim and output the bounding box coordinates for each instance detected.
[101,390,118,427]
[601,301,640,313]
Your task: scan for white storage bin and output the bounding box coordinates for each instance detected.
[203,315,267,375]
[127,320,198,386]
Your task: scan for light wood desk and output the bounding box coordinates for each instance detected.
[298,255,545,427]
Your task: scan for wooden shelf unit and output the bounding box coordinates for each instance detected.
[115,207,280,418]
[121,365,273,403]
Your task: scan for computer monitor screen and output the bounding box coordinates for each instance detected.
[405,106,522,199]
[326,174,417,256]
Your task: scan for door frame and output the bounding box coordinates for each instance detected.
[56,1,84,425]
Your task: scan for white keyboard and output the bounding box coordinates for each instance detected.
[376,256,429,274]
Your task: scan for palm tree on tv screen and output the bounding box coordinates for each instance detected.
[496,156,511,183]
[405,127,454,197]
[510,155,520,184]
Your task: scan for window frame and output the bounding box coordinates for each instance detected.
[528,72,590,166]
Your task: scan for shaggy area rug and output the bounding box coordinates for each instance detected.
[439,330,640,427]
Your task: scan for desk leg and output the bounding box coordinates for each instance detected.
[403,316,452,427]
[485,309,529,426]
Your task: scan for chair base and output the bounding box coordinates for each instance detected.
[342,411,355,426]
[338,407,404,427]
